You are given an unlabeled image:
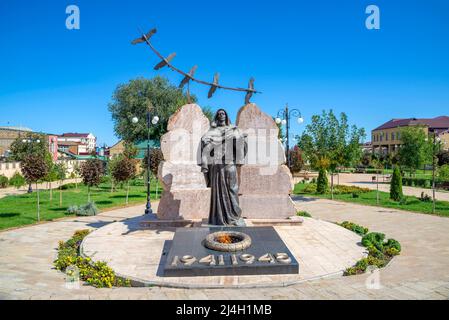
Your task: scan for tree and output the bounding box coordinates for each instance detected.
[297,110,365,198]
[80,159,104,202]
[371,157,384,205]
[45,164,59,202]
[438,164,449,182]
[437,150,449,167]
[108,76,193,143]
[142,148,164,198]
[70,162,81,190]
[390,166,403,201]
[398,126,432,175]
[111,155,137,205]
[9,133,48,161]
[316,168,329,194]
[21,154,50,222]
[55,162,67,207]
[289,145,304,174]
[9,172,26,189]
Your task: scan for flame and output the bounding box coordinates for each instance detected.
[217,234,233,244]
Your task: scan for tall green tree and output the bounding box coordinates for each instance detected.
[9,133,48,161]
[398,126,432,175]
[297,110,365,198]
[108,76,194,143]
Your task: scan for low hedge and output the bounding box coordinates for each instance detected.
[54,230,130,288]
[341,223,401,276]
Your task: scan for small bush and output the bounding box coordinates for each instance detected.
[385,238,401,252]
[60,183,77,190]
[362,232,385,251]
[344,225,401,277]
[399,196,408,205]
[303,183,317,193]
[66,202,98,216]
[419,192,432,202]
[296,211,312,218]
[0,175,9,188]
[339,221,369,236]
[333,185,371,195]
[8,172,26,189]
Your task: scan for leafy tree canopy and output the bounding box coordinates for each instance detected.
[297,110,366,171]
[108,76,195,143]
[10,133,48,161]
[398,126,432,173]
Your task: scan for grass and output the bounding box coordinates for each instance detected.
[0,179,162,230]
[294,182,449,217]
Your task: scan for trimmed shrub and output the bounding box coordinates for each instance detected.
[60,183,77,190]
[296,211,312,218]
[303,183,317,193]
[0,175,9,188]
[8,172,26,189]
[316,168,329,194]
[333,185,371,195]
[390,166,403,201]
[385,239,401,253]
[67,202,98,216]
[339,221,369,236]
[362,232,386,251]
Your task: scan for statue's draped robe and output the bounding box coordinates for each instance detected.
[200,124,247,226]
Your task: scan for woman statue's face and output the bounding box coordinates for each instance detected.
[217,110,227,124]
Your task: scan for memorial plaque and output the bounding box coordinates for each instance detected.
[163,227,299,277]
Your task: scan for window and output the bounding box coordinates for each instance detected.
[397,132,401,140]
[391,132,395,141]
[386,133,388,141]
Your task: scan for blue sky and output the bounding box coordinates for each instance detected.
[1,0,448,146]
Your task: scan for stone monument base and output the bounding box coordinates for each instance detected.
[239,195,297,219]
[163,227,299,277]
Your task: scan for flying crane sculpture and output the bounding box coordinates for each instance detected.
[131,28,260,104]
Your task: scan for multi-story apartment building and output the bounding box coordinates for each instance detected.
[372,116,449,154]
[58,133,96,155]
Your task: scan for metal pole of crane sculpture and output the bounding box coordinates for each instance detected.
[131,28,261,104]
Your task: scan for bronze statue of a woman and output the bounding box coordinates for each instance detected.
[200,109,247,226]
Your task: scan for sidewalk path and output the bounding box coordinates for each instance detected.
[0,178,83,199]
[0,199,448,300]
[336,173,449,202]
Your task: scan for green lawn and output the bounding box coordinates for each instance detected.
[0,180,162,230]
[293,183,449,217]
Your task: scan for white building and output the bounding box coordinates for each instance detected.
[58,133,96,155]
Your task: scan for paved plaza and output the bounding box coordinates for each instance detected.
[1,198,449,299]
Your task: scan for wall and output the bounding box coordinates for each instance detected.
[0,162,21,178]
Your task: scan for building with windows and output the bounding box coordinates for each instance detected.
[0,126,59,161]
[58,133,96,155]
[372,116,449,154]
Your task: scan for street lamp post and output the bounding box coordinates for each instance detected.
[432,132,441,214]
[132,105,160,215]
[275,103,303,168]
[22,138,41,193]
